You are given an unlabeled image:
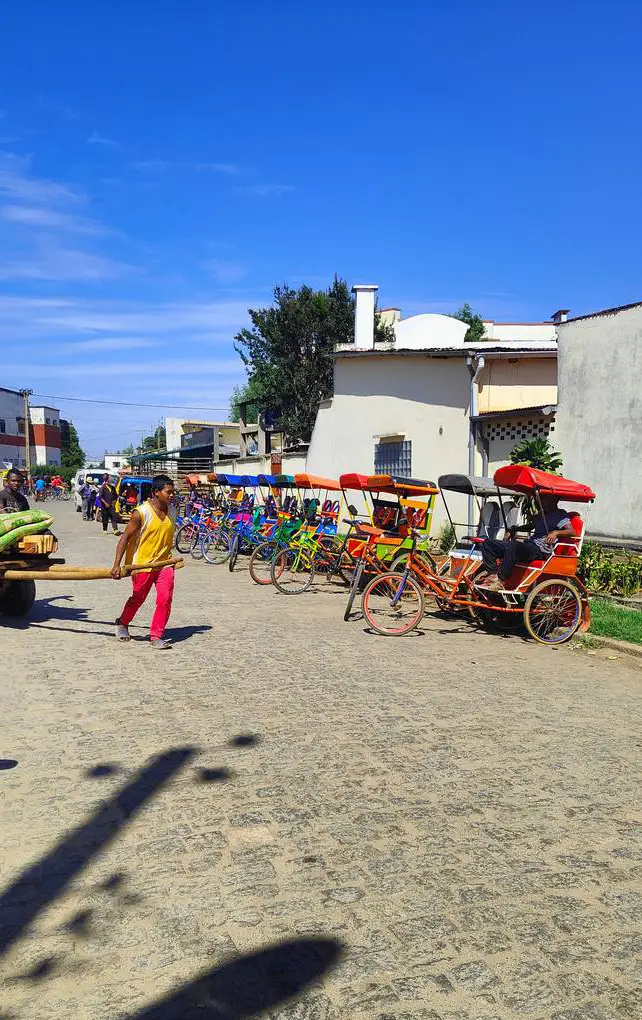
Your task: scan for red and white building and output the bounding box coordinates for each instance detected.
[0,386,62,470]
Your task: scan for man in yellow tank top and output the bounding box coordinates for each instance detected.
[111,474,176,649]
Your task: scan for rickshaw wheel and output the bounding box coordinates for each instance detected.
[361,571,425,636]
[524,578,582,645]
[175,522,199,554]
[249,541,280,585]
[202,528,232,564]
[390,548,438,575]
[271,546,315,595]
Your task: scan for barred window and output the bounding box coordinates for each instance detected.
[374,439,412,476]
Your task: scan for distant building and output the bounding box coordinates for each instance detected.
[0,387,61,469]
[104,454,129,472]
[556,302,642,542]
[165,418,243,455]
[306,286,559,525]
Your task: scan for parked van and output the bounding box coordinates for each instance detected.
[72,469,119,512]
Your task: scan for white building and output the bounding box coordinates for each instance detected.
[306,286,559,526]
[104,454,129,472]
[556,302,642,542]
[0,387,61,469]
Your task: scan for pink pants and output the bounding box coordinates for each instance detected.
[119,567,175,640]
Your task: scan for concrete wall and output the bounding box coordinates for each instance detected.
[478,357,557,413]
[556,305,642,540]
[484,322,557,342]
[306,354,471,527]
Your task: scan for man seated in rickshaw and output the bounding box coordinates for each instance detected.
[480,493,576,586]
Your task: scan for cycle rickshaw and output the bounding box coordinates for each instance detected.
[360,465,595,644]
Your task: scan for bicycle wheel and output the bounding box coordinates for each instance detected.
[524,578,582,645]
[271,546,315,594]
[390,548,438,574]
[361,571,425,636]
[202,528,232,564]
[249,541,281,585]
[343,560,365,621]
[228,534,240,572]
[176,521,199,554]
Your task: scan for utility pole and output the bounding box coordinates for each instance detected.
[20,389,33,481]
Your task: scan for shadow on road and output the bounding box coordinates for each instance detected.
[0,747,196,957]
[129,938,342,1019]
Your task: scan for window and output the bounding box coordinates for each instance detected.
[374,439,412,476]
[0,419,5,434]
[16,417,25,435]
[46,417,51,425]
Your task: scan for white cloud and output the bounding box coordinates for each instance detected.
[56,336,159,353]
[0,240,137,281]
[195,162,240,175]
[234,183,296,198]
[0,151,85,205]
[204,259,246,283]
[87,131,119,148]
[0,203,108,235]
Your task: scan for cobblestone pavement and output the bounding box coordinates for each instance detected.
[1,503,641,1020]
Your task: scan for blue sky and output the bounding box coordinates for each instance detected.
[1,1,640,456]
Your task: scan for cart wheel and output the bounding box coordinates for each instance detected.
[343,560,365,621]
[175,522,199,554]
[361,571,425,636]
[271,546,315,594]
[0,580,36,617]
[202,528,231,564]
[228,534,240,572]
[249,541,279,584]
[524,578,582,645]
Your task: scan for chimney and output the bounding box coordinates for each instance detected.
[551,309,570,324]
[352,284,378,349]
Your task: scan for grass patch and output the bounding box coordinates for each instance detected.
[590,598,642,645]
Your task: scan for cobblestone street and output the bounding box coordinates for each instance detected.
[1,502,641,1020]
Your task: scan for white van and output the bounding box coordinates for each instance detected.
[72,469,119,512]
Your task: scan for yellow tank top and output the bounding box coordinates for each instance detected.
[126,501,175,567]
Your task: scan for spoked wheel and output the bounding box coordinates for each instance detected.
[228,534,240,572]
[271,546,315,594]
[343,560,365,621]
[176,522,200,554]
[524,578,582,645]
[390,548,438,574]
[191,529,205,559]
[202,528,232,564]
[361,571,425,636]
[249,541,281,585]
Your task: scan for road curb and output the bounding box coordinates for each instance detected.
[581,633,642,662]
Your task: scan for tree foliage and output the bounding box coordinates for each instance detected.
[60,419,85,473]
[233,276,394,442]
[141,423,166,453]
[229,377,263,422]
[451,302,486,343]
[509,436,562,473]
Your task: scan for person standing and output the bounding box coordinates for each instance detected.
[0,469,30,513]
[99,474,121,536]
[111,474,176,650]
[80,479,94,521]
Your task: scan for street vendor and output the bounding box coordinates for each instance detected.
[110,474,176,650]
[0,470,30,513]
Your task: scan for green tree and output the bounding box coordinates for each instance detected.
[60,419,85,473]
[229,378,263,422]
[141,423,166,453]
[510,436,562,473]
[234,276,394,442]
[122,443,135,460]
[450,302,486,343]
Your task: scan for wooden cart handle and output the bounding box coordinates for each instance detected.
[2,557,184,581]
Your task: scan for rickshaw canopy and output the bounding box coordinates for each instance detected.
[215,473,251,487]
[273,474,295,487]
[118,475,153,488]
[438,473,515,498]
[493,465,596,503]
[294,472,343,492]
[257,473,278,486]
[339,473,437,497]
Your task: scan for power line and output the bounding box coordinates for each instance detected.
[31,393,231,412]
